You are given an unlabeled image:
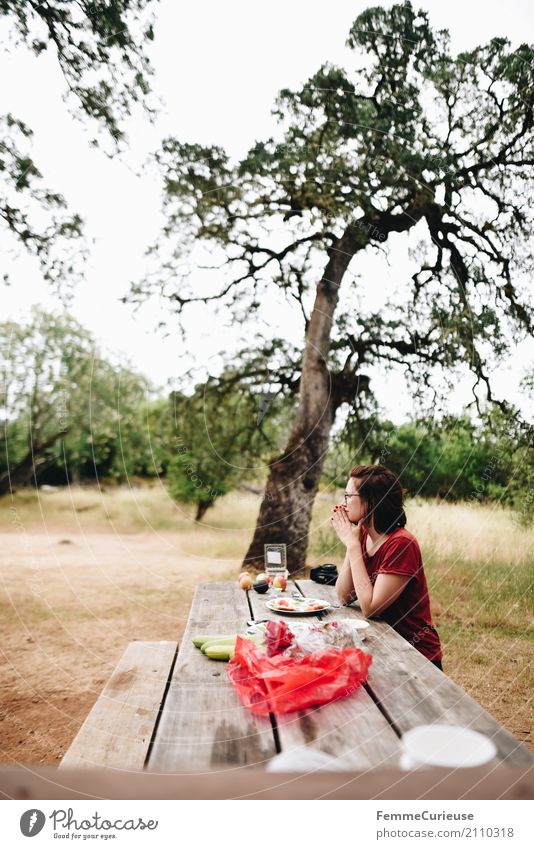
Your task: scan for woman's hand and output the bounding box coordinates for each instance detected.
[330,506,363,548]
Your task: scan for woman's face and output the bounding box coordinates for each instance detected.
[344,477,368,525]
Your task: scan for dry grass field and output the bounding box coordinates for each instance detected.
[1,482,532,765]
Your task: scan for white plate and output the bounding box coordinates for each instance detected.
[265,597,331,615]
[346,619,370,631]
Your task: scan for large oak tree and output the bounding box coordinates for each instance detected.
[130,2,533,571]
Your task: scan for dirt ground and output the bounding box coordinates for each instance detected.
[0,530,235,766]
[1,528,532,765]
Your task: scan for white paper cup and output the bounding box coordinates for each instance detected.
[400,724,497,770]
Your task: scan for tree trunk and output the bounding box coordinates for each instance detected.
[0,432,66,496]
[195,499,214,522]
[70,466,81,486]
[242,231,361,573]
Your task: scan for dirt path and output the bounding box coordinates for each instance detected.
[0,531,235,765]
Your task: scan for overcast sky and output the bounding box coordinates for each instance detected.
[1,0,533,423]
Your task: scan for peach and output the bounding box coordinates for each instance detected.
[239,574,253,590]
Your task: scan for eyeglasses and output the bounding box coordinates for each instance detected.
[343,492,361,502]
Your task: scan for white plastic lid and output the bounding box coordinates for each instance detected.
[402,724,497,768]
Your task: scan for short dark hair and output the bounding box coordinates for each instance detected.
[349,463,407,534]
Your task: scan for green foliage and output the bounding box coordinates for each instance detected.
[0,311,298,501]
[477,395,534,528]
[372,416,510,501]
[324,401,534,526]
[59,356,158,482]
[0,309,159,489]
[165,375,294,519]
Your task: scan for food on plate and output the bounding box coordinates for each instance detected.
[272,575,287,590]
[253,579,270,594]
[272,598,293,609]
[238,574,253,590]
[266,596,330,613]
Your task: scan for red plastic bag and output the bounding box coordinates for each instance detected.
[227,635,372,715]
[264,619,294,657]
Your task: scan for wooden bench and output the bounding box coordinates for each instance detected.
[59,640,178,770]
[4,764,534,800]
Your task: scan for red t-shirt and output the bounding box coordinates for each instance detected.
[361,526,442,662]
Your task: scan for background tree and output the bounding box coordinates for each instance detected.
[0,308,158,492]
[1,0,157,291]
[477,394,534,528]
[166,357,295,521]
[129,1,533,570]
[60,356,160,484]
[327,411,503,500]
[323,400,533,525]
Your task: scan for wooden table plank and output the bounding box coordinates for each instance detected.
[273,696,402,769]
[146,683,276,772]
[296,580,534,767]
[295,579,372,625]
[172,582,252,683]
[60,640,177,771]
[247,580,402,768]
[147,581,278,771]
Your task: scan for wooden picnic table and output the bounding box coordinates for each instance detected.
[142,579,533,773]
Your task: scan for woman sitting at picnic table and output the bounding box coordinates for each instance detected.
[331,463,443,670]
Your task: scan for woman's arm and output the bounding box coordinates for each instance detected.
[332,514,411,617]
[345,541,411,617]
[335,548,356,605]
